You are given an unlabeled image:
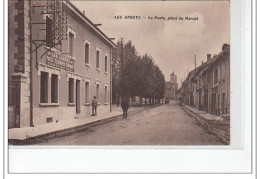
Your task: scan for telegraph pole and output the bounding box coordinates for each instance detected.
[120,37,125,98]
[120,37,124,66]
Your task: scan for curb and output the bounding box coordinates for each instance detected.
[9,104,162,145]
[8,114,123,145]
[182,105,230,145]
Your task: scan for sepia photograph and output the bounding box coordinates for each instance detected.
[8,0,230,146]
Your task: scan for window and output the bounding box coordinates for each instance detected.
[85,43,89,64]
[219,66,222,81]
[105,55,108,72]
[68,78,74,103]
[51,74,58,103]
[96,84,100,100]
[207,72,211,84]
[46,16,53,47]
[40,72,48,103]
[222,64,226,79]
[105,86,107,103]
[85,82,89,103]
[96,50,100,69]
[214,69,218,85]
[69,32,74,57]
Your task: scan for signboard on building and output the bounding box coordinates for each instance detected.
[46,51,74,72]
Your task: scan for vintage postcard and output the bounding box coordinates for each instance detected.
[5,0,256,175]
[8,0,230,146]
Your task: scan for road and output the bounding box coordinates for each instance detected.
[36,100,224,145]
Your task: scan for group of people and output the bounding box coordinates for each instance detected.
[90,96,130,119]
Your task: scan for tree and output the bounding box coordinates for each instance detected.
[112,40,166,106]
[112,40,122,106]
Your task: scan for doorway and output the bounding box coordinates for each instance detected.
[8,85,17,128]
[199,91,202,110]
[204,91,208,112]
[211,93,216,114]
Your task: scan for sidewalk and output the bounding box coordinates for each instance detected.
[9,111,121,143]
[182,104,223,121]
[9,104,160,145]
[182,104,230,144]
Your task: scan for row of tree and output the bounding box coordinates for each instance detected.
[112,40,166,106]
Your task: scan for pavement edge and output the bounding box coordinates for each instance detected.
[181,105,230,145]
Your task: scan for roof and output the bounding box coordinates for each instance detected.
[181,44,229,85]
[186,52,219,82]
[201,46,229,75]
[186,67,199,82]
[65,1,117,48]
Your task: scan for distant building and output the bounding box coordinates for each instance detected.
[165,71,178,100]
[8,0,116,128]
[179,44,230,119]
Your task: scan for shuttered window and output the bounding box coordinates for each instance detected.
[40,72,48,103]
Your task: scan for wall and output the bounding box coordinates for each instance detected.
[30,1,112,125]
[8,0,31,128]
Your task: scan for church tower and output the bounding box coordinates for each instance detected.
[165,69,178,100]
[170,70,177,84]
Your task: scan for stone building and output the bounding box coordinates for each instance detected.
[8,0,116,128]
[179,44,230,119]
[165,71,178,100]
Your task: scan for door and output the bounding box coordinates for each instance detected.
[190,93,194,106]
[217,93,220,116]
[204,92,208,112]
[76,80,80,114]
[211,93,216,114]
[8,85,17,128]
[199,91,202,110]
[222,93,225,114]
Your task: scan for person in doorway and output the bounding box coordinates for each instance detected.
[91,96,98,116]
[121,97,130,119]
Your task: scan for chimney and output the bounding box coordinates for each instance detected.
[222,43,229,50]
[83,10,85,16]
[202,61,204,65]
[207,54,211,61]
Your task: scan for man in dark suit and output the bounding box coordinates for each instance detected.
[121,97,130,119]
[91,96,98,116]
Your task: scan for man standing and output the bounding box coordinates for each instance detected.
[121,97,130,119]
[91,96,98,116]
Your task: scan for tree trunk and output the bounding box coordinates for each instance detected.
[139,96,142,107]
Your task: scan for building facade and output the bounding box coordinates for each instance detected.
[165,71,178,99]
[8,0,116,128]
[179,44,230,119]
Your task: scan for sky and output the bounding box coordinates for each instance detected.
[72,1,230,86]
